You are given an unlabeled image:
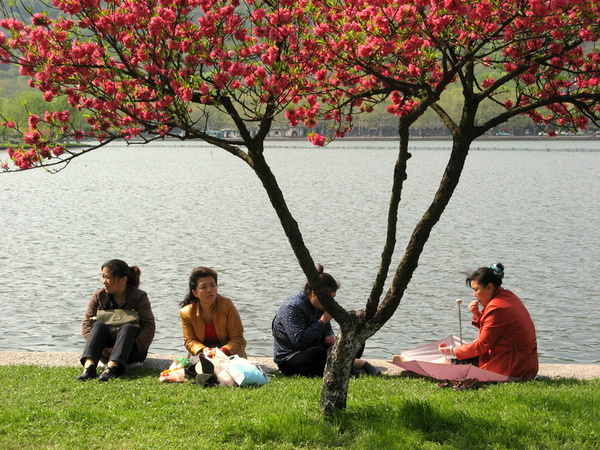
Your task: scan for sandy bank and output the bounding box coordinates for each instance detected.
[1,351,598,380]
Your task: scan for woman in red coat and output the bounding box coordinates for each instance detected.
[439,263,538,380]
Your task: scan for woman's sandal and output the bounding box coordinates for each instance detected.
[453,378,481,391]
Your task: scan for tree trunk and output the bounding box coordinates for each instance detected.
[320,327,363,415]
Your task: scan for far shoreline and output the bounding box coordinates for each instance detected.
[263,135,600,142]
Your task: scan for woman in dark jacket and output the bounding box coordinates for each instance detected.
[78,259,155,381]
[273,265,379,377]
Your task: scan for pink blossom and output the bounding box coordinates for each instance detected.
[579,29,595,41]
[313,23,330,36]
[32,14,51,27]
[214,72,230,88]
[28,114,41,129]
[308,133,326,146]
[53,110,70,122]
[39,146,50,159]
[407,64,421,77]
[250,8,267,21]
[285,109,299,127]
[23,130,41,145]
[180,88,193,102]
[482,77,495,89]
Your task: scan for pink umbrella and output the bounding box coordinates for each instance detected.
[390,335,510,382]
[390,359,510,382]
[395,335,464,362]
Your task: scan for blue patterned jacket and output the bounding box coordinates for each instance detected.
[272,291,334,364]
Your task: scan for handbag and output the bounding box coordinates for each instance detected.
[94,309,140,339]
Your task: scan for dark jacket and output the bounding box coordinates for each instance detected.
[82,287,156,352]
[272,291,334,364]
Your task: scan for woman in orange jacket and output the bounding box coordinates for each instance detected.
[179,266,247,358]
[439,263,538,380]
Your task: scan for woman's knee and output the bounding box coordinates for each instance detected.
[91,321,109,332]
[119,323,136,332]
[116,323,140,337]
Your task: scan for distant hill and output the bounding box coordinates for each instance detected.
[2,1,57,18]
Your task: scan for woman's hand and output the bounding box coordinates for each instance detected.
[469,300,482,319]
[438,342,454,356]
[324,335,336,346]
[320,311,332,324]
[202,347,218,358]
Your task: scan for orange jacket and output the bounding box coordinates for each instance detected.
[179,294,247,357]
[454,287,538,380]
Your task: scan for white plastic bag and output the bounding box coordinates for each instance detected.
[201,349,236,386]
[159,357,189,382]
[202,350,268,387]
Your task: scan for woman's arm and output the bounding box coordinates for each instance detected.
[81,291,101,341]
[134,291,156,351]
[455,305,509,359]
[221,301,246,356]
[281,304,328,349]
[180,306,206,355]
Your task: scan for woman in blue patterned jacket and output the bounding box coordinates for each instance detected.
[272,265,380,377]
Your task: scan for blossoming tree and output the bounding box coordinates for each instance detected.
[0,0,386,413]
[288,0,600,410]
[297,0,600,404]
[1,0,599,413]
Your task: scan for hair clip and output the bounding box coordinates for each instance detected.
[490,264,504,279]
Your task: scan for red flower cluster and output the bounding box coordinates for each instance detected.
[0,0,598,169]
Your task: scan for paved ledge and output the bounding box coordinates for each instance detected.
[1,351,599,380]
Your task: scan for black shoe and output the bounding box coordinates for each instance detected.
[196,355,215,375]
[77,365,97,381]
[350,368,363,378]
[362,362,382,376]
[195,373,219,386]
[98,366,120,382]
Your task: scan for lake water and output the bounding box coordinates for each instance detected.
[1,138,598,364]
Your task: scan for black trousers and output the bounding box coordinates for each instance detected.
[278,343,365,377]
[80,322,146,372]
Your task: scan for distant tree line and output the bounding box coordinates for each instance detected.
[3,62,595,141]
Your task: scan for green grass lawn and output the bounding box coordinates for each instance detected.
[0,366,598,449]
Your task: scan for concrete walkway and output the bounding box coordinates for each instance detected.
[1,351,599,380]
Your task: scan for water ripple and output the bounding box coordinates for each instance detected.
[1,141,598,364]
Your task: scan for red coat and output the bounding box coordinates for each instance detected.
[454,287,538,380]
